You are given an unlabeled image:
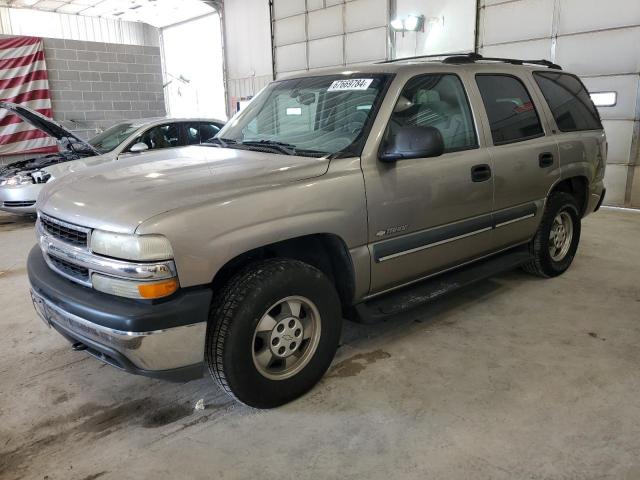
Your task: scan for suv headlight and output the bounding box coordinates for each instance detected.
[90,230,174,261]
[0,174,33,186]
[90,230,178,299]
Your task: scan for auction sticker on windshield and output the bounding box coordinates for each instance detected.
[328,79,373,91]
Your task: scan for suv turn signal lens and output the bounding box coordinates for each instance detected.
[137,278,179,299]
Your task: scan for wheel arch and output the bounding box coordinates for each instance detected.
[548,175,589,216]
[210,233,356,313]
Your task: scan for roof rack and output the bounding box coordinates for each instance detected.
[442,52,562,70]
[378,52,562,70]
[376,52,470,64]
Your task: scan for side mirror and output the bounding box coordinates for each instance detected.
[129,142,149,153]
[379,126,444,162]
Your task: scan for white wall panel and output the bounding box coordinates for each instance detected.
[345,0,387,32]
[558,0,640,35]
[480,38,552,59]
[345,27,387,64]
[581,75,640,121]
[602,120,634,165]
[0,6,159,46]
[275,13,306,46]
[603,164,630,205]
[481,0,510,5]
[631,167,640,205]
[308,5,343,40]
[556,27,640,76]
[273,0,306,20]
[481,0,554,45]
[276,42,307,72]
[225,0,273,79]
[326,0,344,6]
[307,0,325,11]
[308,35,343,68]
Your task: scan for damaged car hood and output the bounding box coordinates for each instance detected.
[38,145,331,233]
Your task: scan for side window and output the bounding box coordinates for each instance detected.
[533,72,602,132]
[388,74,478,152]
[184,123,201,145]
[476,75,544,145]
[137,124,180,150]
[199,123,221,143]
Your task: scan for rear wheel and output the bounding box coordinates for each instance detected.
[205,259,342,408]
[523,191,581,278]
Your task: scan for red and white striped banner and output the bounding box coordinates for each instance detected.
[0,36,57,156]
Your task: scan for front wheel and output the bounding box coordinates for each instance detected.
[523,191,581,278]
[205,259,342,408]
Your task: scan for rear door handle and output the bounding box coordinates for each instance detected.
[539,152,554,168]
[471,164,492,182]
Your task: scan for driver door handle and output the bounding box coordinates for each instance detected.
[471,164,492,182]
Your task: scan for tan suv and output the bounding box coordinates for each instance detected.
[28,54,606,408]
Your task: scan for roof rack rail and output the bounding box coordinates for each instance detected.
[376,52,472,64]
[442,52,562,70]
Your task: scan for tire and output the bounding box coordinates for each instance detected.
[205,258,342,408]
[523,191,581,278]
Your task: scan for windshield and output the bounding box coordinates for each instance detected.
[88,123,140,154]
[216,74,390,157]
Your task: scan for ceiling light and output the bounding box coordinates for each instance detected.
[404,15,422,31]
[390,18,404,31]
[390,14,425,32]
[590,91,617,107]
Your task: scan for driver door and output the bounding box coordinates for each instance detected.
[363,73,495,293]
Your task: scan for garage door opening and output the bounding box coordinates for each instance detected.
[161,13,227,120]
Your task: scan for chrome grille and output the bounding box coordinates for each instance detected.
[41,215,88,247]
[48,255,90,282]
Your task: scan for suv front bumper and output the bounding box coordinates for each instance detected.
[28,246,212,381]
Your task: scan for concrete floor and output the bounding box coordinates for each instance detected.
[1,208,639,480]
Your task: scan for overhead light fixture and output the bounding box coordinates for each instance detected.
[390,18,404,31]
[590,91,617,107]
[390,14,425,33]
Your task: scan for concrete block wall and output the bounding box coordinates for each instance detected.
[43,37,166,141]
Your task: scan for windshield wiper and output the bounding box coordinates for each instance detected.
[239,140,297,155]
[204,137,237,148]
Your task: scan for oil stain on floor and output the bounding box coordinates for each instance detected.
[0,398,195,479]
[326,349,391,379]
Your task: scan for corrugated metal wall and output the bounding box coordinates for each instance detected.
[0,7,159,46]
[478,0,640,207]
[272,0,390,78]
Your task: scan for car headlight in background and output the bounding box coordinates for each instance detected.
[90,230,174,261]
[0,174,33,186]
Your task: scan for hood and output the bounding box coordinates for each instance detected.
[38,145,331,233]
[0,101,99,155]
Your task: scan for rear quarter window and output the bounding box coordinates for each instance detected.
[533,72,602,132]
